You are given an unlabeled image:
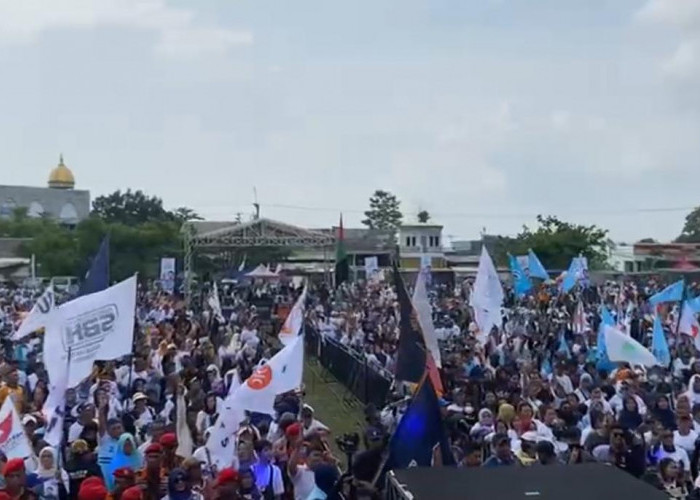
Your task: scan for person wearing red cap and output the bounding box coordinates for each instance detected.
[214,468,240,499]
[120,486,143,500]
[136,443,167,499]
[158,433,180,474]
[111,467,136,500]
[1,458,37,500]
[78,482,108,500]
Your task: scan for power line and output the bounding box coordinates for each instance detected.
[191,201,696,219]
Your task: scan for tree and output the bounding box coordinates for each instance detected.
[677,207,700,242]
[417,210,431,223]
[362,190,403,236]
[172,207,202,223]
[497,215,611,270]
[92,189,173,226]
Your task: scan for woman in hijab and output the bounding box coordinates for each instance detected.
[195,392,220,437]
[618,396,643,431]
[106,434,142,491]
[652,395,677,430]
[469,409,494,441]
[26,447,69,499]
[164,468,204,500]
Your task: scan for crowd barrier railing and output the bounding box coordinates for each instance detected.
[305,327,393,409]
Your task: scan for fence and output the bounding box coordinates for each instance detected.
[306,327,393,409]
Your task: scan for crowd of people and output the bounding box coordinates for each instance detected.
[0,272,699,499]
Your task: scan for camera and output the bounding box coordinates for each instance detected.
[335,432,360,455]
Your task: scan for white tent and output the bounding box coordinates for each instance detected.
[246,264,279,279]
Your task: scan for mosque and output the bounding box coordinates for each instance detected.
[0,155,90,225]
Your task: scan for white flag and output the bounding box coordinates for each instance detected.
[604,325,658,368]
[12,286,55,340]
[279,287,306,346]
[207,282,225,323]
[0,398,33,460]
[206,369,245,471]
[44,276,137,388]
[42,349,69,447]
[412,271,441,368]
[470,247,503,341]
[679,301,700,352]
[232,335,304,415]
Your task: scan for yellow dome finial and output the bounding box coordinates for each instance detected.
[48,154,75,189]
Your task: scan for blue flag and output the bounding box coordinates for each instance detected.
[651,314,671,367]
[541,356,553,376]
[527,249,549,280]
[79,234,110,296]
[648,279,684,307]
[561,256,583,294]
[596,306,617,373]
[557,332,571,358]
[387,377,454,469]
[509,254,532,298]
[688,295,700,313]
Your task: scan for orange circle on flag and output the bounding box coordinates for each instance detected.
[247,365,272,391]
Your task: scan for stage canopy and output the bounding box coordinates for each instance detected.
[387,463,666,500]
[181,217,334,304]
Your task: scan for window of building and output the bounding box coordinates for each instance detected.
[28,201,44,218]
[59,202,79,224]
[0,199,16,218]
[406,236,411,247]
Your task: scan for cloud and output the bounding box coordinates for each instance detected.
[637,0,700,81]
[0,0,252,57]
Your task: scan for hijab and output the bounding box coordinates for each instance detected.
[106,434,143,491]
[36,447,57,479]
[618,397,642,430]
[652,396,677,430]
[167,468,194,500]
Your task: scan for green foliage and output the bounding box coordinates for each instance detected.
[362,190,403,237]
[677,207,700,242]
[0,189,192,280]
[417,210,431,223]
[92,189,180,225]
[496,215,611,270]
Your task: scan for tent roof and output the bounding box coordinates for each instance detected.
[390,463,666,500]
[246,264,279,278]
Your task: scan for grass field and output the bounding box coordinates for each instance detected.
[302,357,366,459]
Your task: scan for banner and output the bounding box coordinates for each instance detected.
[160,257,176,293]
[0,398,33,460]
[364,256,380,282]
[44,275,137,388]
[12,286,55,340]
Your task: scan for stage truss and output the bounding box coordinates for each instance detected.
[182,217,335,305]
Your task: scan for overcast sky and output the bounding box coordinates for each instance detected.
[1,0,699,244]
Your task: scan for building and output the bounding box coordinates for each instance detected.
[398,224,446,269]
[0,155,90,225]
[608,243,644,273]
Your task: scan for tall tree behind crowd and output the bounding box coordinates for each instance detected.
[362,190,403,241]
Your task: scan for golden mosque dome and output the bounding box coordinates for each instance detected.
[48,154,75,189]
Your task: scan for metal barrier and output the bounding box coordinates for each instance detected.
[306,327,393,409]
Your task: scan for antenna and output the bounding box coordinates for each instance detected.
[252,187,260,219]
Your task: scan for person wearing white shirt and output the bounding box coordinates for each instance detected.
[656,429,691,475]
[674,415,698,456]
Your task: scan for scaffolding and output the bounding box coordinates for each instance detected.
[181,217,335,306]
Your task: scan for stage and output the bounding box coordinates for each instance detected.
[386,463,667,500]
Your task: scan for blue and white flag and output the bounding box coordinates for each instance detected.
[648,279,684,307]
[509,254,532,298]
[527,249,549,280]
